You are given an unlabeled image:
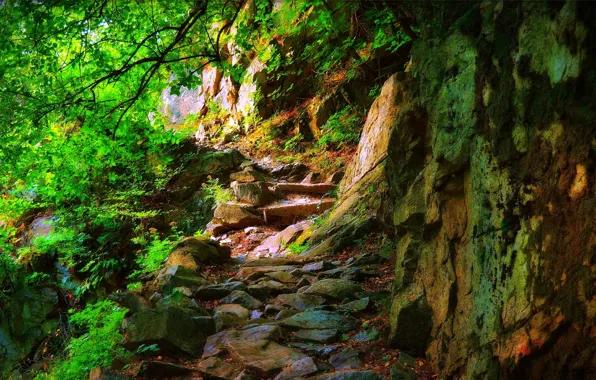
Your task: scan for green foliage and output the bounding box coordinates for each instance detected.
[318,106,364,149]
[38,301,129,380]
[130,229,183,279]
[287,241,310,255]
[202,178,234,206]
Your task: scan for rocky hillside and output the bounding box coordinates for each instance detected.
[0,1,595,379]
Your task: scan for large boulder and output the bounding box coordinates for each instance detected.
[226,339,308,377]
[209,203,265,234]
[232,181,276,206]
[166,237,230,270]
[124,307,215,356]
[203,324,284,358]
[305,74,405,257]
[153,265,208,294]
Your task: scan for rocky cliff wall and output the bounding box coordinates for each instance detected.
[386,1,595,379]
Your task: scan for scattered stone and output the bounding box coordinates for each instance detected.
[294,329,339,344]
[302,261,336,272]
[107,291,150,314]
[232,181,276,206]
[259,198,334,218]
[265,304,286,315]
[242,257,309,267]
[310,370,381,380]
[248,280,293,300]
[297,285,310,293]
[196,282,247,300]
[304,279,362,301]
[271,162,308,178]
[275,183,336,194]
[211,203,265,232]
[237,265,297,280]
[203,325,284,358]
[214,313,248,332]
[288,342,341,358]
[143,361,194,378]
[253,221,311,256]
[273,356,318,380]
[280,311,359,332]
[219,290,264,310]
[153,265,208,294]
[265,271,298,284]
[336,298,371,314]
[226,339,308,377]
[197,357,241,380]
[230,169,267,183]
[352,328,380,342]
[329,349,362,370]
[124,307,214,356]
[215,304,250,319]
[275,293,326,311]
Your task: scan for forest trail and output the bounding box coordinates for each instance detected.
[115,149,434,379]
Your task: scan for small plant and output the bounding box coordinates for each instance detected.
[368,84,382,99]
[287,241,310,255]
[202,178,234,207]
[317,106,363,150]
[38,300,129,380]
[129,227,183,279]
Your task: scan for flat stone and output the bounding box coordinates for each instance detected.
[265,271,298,284]
[259,199,335,218]
[203,324,284,358]
[275,310,298,320]
[215,304,250,319]
[273,356,318,380]
[302,261,336,272]
[230,169,267,183]
[196,282,247,300]
[310,370,381,380]
[253,220,312,256]
[276,183,336,194]
[219,290,264,310]
[280,311,359,332]
[248,280,293,300]
[212,203,265,231]
[226,339,308,377]
[242,257,309,267]
[265,304,286,315]
[275,293,326,311]
[237,265,297,280]
[336,298,371,314]
[197,357,241,380]
[329,349,362,370]
[288,342,341,358]
[304,279,362,301]
[294,329,339,344]
[352,328,380,342]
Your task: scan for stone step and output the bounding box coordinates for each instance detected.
[258,198,335,218]
[270,182,336,194]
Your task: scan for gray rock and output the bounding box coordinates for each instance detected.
[143,361,194,378]
[273,356,318,380]
[336,298,371,314]
[219,290,264,309]
[248,280,293,300]
[197,281,247,300]
[275,293,326,311]
[203,324,284,358]
[280,311,359,332]
[304,279,363,301]
[310,370,381,380]
[107,291,150,314]
[288,342,341,358]
[197,356,241,380]
[153,265,208,294]
[215,304,251,319]
[302,261,336,272]
[226,339,308,377]
[294,329,339,343]
[124,307,214,356]
[329,348,363,370]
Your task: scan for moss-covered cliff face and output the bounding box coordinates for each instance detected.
[387,1,595,378]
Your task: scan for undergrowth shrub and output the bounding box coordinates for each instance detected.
[317,106,364,149]
[37,300,128,380]
[201,178,234,206]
